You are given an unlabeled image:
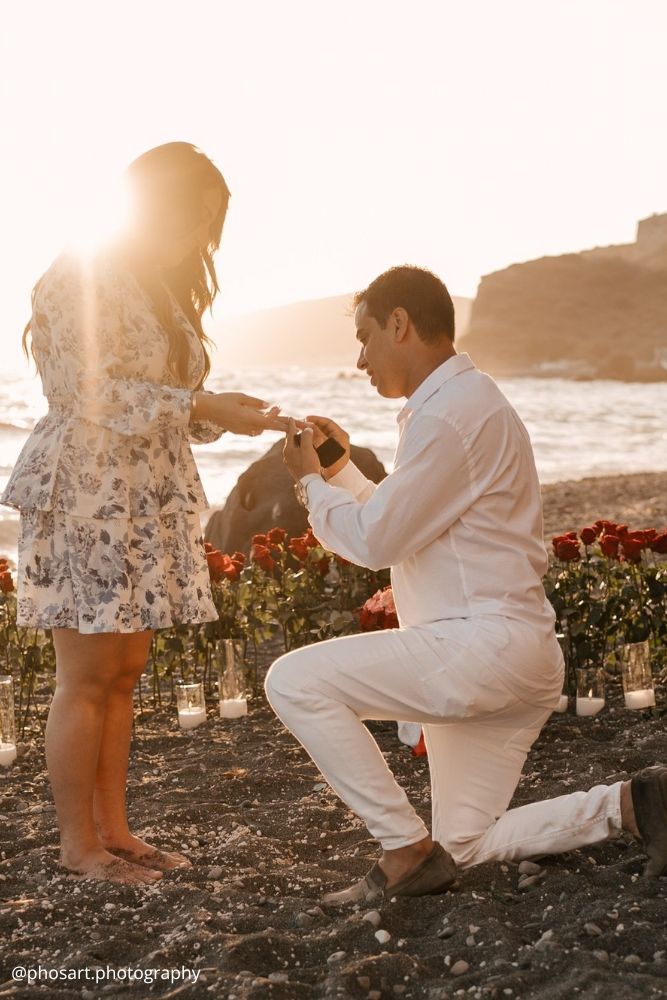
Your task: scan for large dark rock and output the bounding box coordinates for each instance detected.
[204,441,387,554]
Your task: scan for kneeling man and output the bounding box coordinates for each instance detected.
[266,265,666,904]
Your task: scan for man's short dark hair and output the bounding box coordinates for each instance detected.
[353,265,455,344]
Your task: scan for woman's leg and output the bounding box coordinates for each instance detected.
[47,629,162,884]
[93,631,191,869]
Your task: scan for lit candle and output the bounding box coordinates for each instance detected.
[576,691,605,717]
[554,694,569,713]
[624,689,656,710]
[178,706,207,730]
[0,742,17,767]
[219,696,248,719]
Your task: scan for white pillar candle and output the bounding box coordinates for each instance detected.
[554,694,569,713]
[0,742,17,767]
[576,696,605,717]
[624,689,656,710]
[219,697,248,719]
[178,706,207,730]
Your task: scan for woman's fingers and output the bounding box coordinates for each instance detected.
[240,394,273,410]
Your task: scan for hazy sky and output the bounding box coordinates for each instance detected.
[3,0,667,373]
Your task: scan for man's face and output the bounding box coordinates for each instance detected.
[354,301,405,398]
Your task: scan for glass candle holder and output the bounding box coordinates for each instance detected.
[217,640,248,718]
[176,682,207,730]
[575,667,605,717]
[621,640,656,710]
[553,634,569,712]
[0,675,17,767]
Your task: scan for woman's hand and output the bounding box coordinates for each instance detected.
[193,392,290,436]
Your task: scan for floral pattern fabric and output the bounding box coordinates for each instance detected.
[1,249,224,633]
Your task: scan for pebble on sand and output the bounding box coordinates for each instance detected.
[363,910,382,928]
[450,960,470,976]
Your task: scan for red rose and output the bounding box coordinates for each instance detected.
[230,558,245,576]
[383,610,399,629]
[615,524,629,537]
[359,607,379,630]
[304,529,319,549]
[288,536,309,561]
[650,531,667,555]
[599,533,620,558]
[204,541,214,553]
[552,538,581,562]
[596,520,618,535]
[317,556,330,577]
[250,543,276,573]
[621,537,644,563]
[222,556,241,582]
[267,527,287,545]
[335,554,351,567]
[251,533,268,545]
[206,549,227,582]
[231,551,246,565]
[580,527,597,546]
[0,571,14,594]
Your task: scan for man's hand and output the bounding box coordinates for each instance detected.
[305,415,351,480]
[283,419,321,482]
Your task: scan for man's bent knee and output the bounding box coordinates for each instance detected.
[265,648,312,707]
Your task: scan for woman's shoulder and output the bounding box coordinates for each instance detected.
[35,247,127,309]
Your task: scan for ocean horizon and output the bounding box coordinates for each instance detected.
[1,365,666,559]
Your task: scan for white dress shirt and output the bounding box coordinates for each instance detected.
[300,353,555,632]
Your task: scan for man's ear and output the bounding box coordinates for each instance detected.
[392,307,410,342]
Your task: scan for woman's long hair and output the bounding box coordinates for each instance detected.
[23,142,231,388]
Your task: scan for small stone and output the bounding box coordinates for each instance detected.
[584,922,602,937]
[393,987,407,995]
[466,935,476,946]
[208,865,224,880]
[518,860,543,877]
[593,950,609,962]
[327,951,346,965]
[654,951,665,962]
[268,973,289,983]
[368,992,382,1000]
[356,977,371,990]
[438,925,456,939]
[534,929,556,951]
[518,874,543,891]
[450,960,470,976]
[295,912,314,928]
[375,929,391,944]
[624,954,641,966]
[363,909,382,928]
[469,924,481,934]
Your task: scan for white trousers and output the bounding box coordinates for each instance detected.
[265,616,623,866]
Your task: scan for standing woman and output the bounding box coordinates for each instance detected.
[2,142,285,884]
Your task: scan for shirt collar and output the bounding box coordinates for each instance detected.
[397,353,475,423]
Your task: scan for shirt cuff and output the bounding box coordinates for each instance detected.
[327,461,371,499]
[299,473,328,508]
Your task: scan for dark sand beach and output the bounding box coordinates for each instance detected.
[0,471,665,1000]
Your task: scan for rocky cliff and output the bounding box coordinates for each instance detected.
[463,214,667,380]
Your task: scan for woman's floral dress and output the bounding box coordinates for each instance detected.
[1,249,224,633]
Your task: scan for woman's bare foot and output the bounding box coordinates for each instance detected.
[64,849,163,885]
[103,834,192,871]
